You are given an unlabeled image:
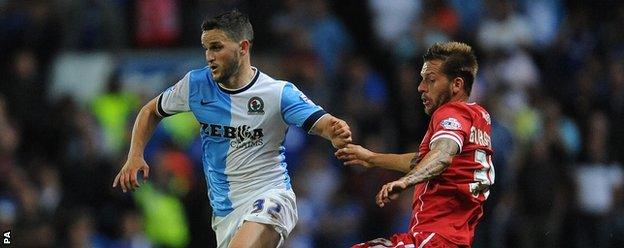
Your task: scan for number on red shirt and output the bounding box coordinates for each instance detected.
[470,149,494,198]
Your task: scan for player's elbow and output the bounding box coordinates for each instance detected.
[141,99,161,119]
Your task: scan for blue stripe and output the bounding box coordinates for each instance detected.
[201,99,233,216]
[280,83,324,128]
[189,68,234,216]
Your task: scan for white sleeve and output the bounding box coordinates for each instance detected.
[157,73,191,117]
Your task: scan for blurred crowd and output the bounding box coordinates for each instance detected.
[1,0,624,247]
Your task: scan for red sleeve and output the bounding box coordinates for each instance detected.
[429,103,472,153]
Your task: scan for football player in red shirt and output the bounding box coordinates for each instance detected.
[336,41,493,248]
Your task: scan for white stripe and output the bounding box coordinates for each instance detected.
[431,130,462,141]
[431,131,463,146]
[391,240,415,248]
[430,134,462,148]
[417,233,436,248]
[430,134,463,153]
[412,181,429,229]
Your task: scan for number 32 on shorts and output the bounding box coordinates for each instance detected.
[251,199,283,219]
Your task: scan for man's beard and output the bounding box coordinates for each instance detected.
[426,87,452,115]
[215,54,241,85]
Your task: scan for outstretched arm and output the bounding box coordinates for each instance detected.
[112,97,163,192]
[375,138,459,207]
[398,138,458,186]
[335,144,417,173]
[310,114,352,148]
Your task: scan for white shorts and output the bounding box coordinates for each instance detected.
[211,188,298,248]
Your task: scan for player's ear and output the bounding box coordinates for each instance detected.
[452,77,464,94]
[240,40,251,56]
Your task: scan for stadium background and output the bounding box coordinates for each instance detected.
[1,0,623,247]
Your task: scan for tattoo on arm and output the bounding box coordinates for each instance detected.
[409,155,420,170]
[401,138,459,186]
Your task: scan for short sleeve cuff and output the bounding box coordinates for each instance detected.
[429,131,463,153]
[303,110,327,133]
[157,94,173,117]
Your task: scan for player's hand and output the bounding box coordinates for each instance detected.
[112,155,150,193]
[335,144,375,168]
[376,179,408,207]
[330,119,352,149]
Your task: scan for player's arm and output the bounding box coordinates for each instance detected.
[376,138,459,207]
[112,97,163,193]
[400,138,458,186]
[310,114,352,149]
[335,144,416,173]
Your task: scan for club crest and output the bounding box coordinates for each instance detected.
[248,96,265,115]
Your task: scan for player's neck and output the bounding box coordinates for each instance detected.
[450,93,469,103]
[220,65,255,90]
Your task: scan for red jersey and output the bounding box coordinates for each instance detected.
[409,101,494,246]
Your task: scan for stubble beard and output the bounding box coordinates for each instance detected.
[215,53,241,86]
[425,88,452,115]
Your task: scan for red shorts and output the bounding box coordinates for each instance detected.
[352,232,462,248]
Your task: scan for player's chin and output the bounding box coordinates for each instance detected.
[423,107,432,115]
[212,73,221,81]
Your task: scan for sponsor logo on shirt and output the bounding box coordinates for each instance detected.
[201,123,264,149]
[440,117,462,130]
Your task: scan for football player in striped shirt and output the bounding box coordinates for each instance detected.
[113,10,351,248]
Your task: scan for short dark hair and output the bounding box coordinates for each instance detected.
[201,10,254,42]
[423,42,478,96]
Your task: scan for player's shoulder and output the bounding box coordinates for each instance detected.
[257,71,305,94]
[433,101,470,116]
[187,66,210,76]
[432,102,492,126]
[437,101,488,115]
[254,68,302,87]
[464,102,491,123]
[184,66,211,84]
[257,71,286,87]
